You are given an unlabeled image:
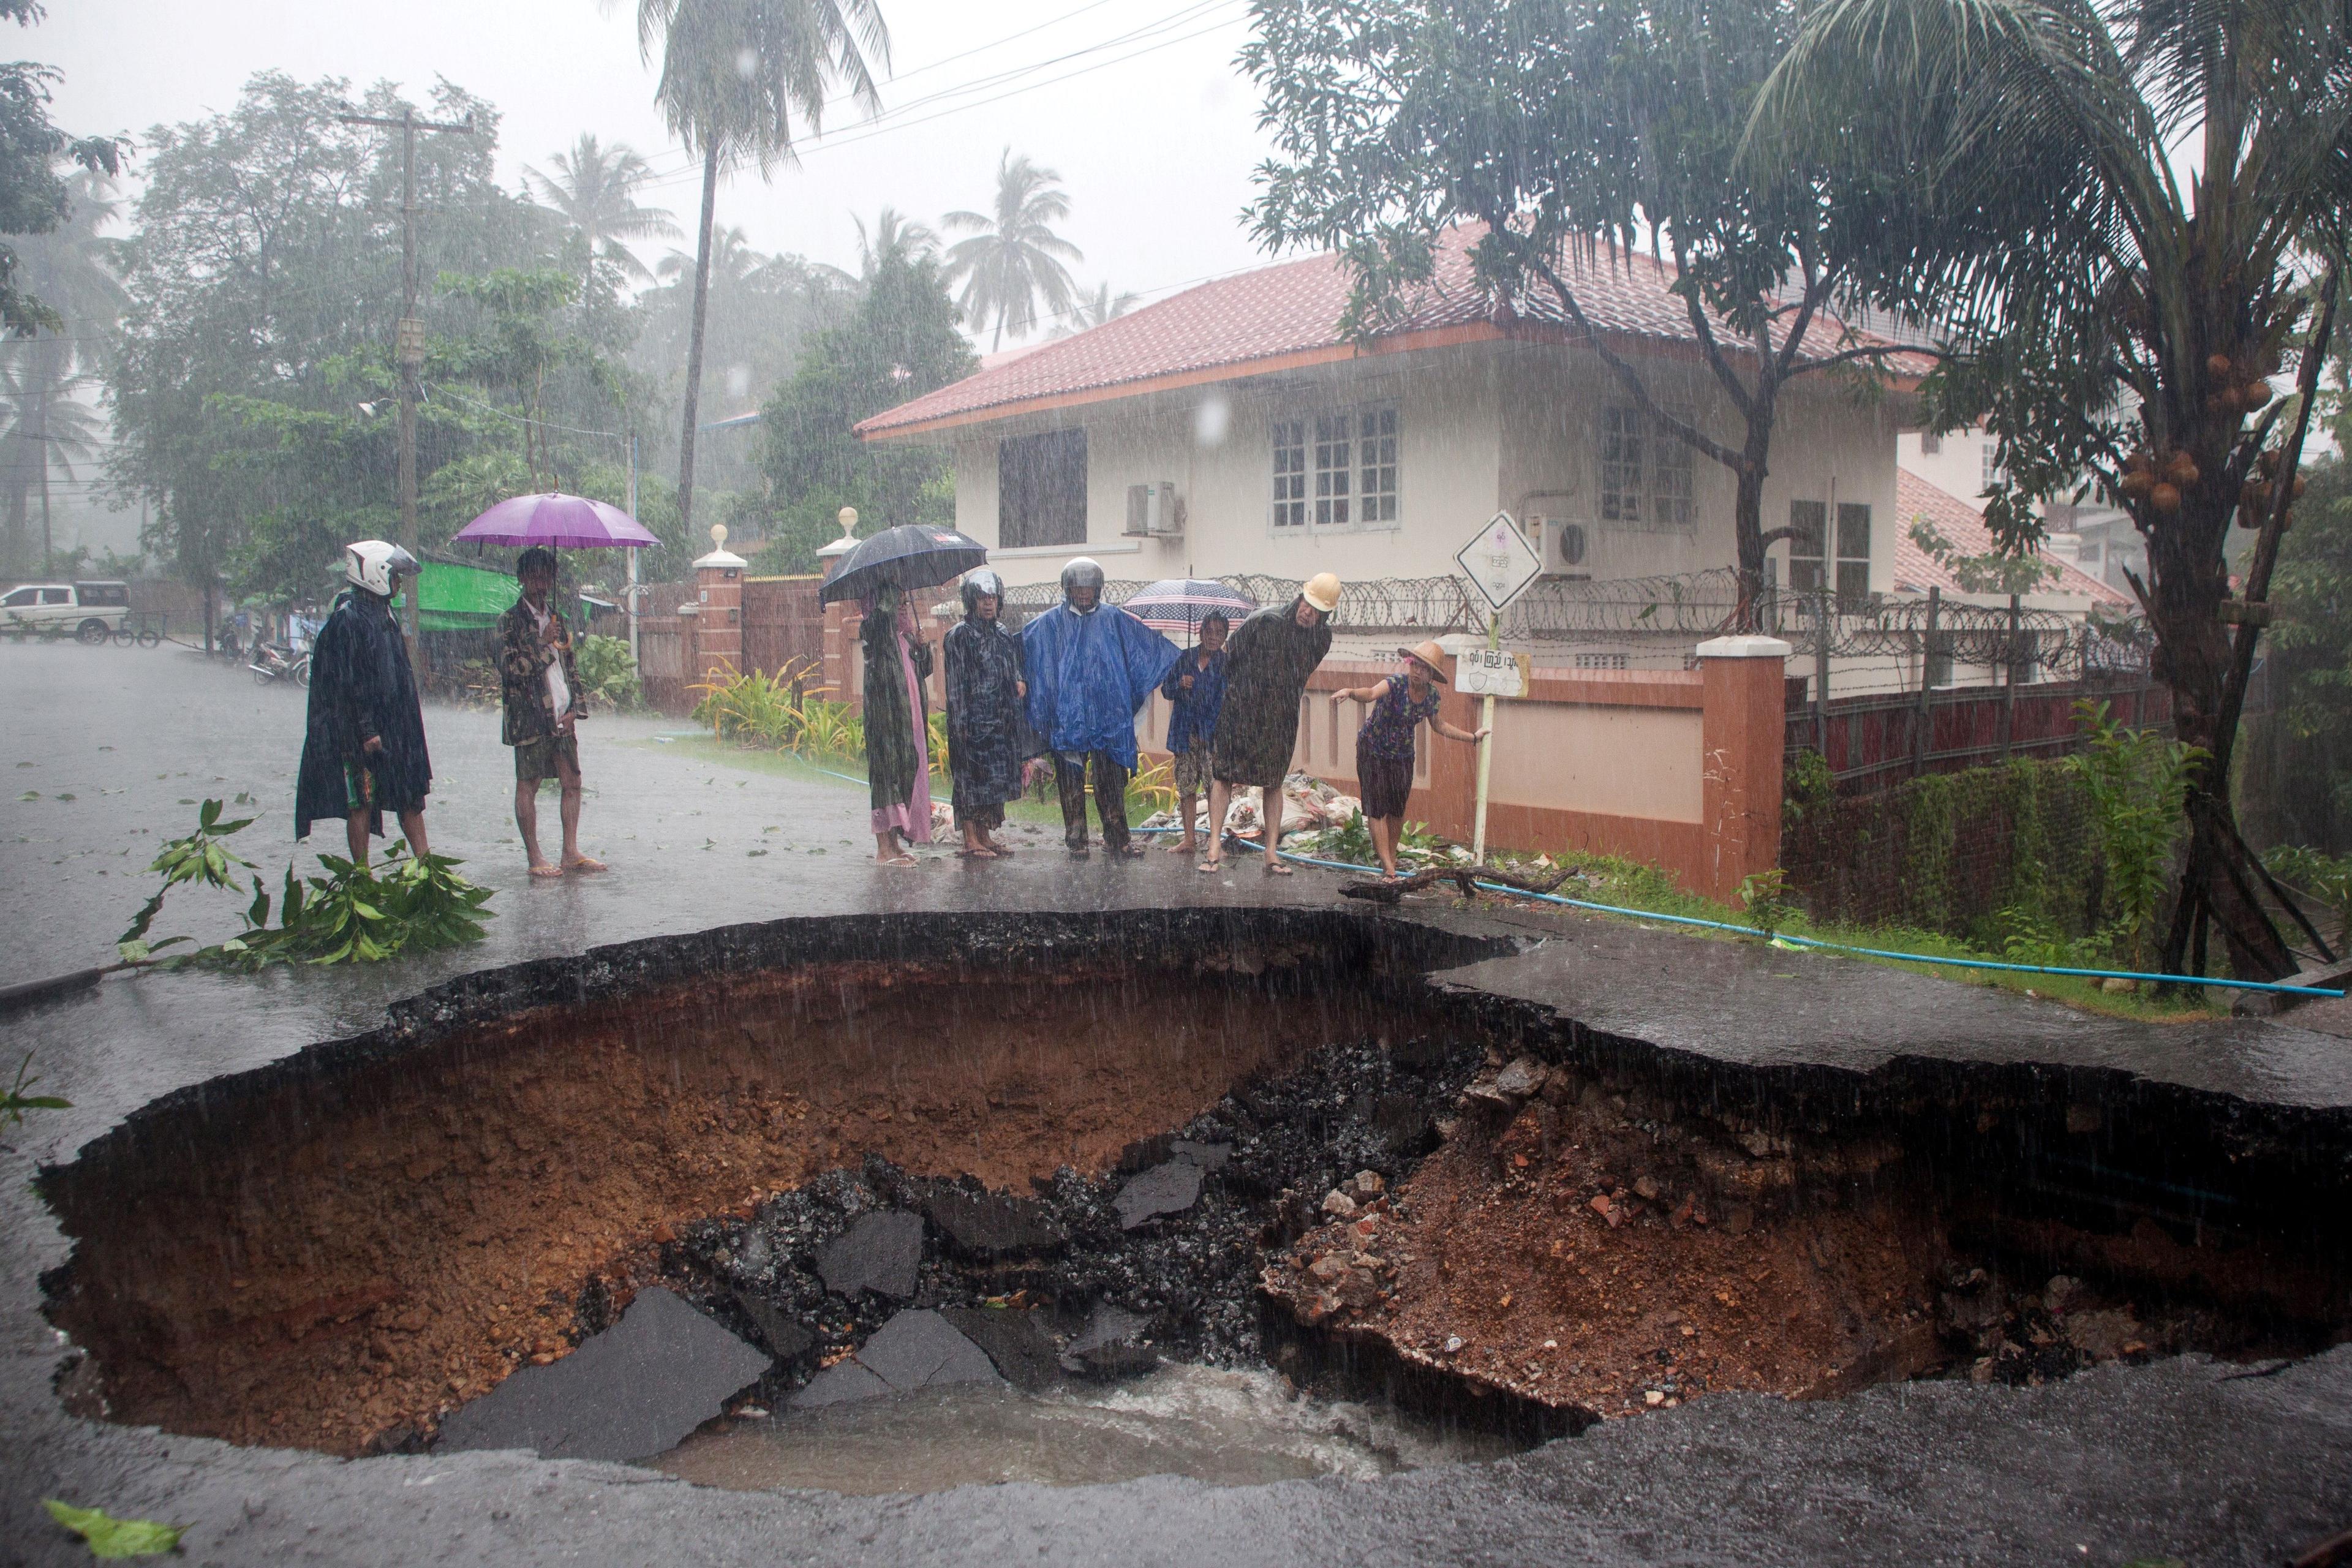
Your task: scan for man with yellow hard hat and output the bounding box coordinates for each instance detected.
[1201,572,1340,875]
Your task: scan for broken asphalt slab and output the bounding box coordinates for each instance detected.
[816,1212,924,1300]
[432,1287,769,1463]
[922,1189,1069,1261]
[789,1310,1003,1411]
[1114,1162,1205,1229]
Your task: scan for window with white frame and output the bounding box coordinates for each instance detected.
[1787,499,1872,605]
[1981,437,2000,490]
[1272,405,1398,529]
[1272,419,1308,527]
[1599,405,1695,527]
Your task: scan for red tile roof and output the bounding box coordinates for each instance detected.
[1893,471,2131,606]
[859,224,1920,440]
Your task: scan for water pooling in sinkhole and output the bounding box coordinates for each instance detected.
[654,1363,1515,1494]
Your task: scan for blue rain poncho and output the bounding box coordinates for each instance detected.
[1020,601,1179,771]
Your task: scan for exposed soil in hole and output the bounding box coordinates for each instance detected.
[43,939,1434,1456]
[1262,1053,2352,1423]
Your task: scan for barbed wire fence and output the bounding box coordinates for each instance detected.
[982,568,2152,685]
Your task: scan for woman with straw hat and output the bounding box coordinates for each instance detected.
[1202,573,1340,875]
[1330,641,1488,879]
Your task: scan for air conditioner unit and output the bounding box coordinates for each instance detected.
[1125,481,1182,537]
[1525,515,1589,579]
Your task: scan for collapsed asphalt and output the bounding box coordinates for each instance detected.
[2,644,2348,1567]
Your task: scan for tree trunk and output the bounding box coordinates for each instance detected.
[30,360,50,570]
[2148,492,2296,981]
[1731,456,1768,633]
[674,141,721,537]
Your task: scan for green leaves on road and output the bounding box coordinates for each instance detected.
[42,1500,184,1558]
[119,799,494,970]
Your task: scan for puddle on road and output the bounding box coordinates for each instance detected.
[654,1362,1510,1494]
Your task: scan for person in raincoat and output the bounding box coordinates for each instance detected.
[294,540,433,864]
[861,584,935,867]
[1202,572,1340,875]
[943,568,1029,858]
[1020,557,1179,858]
[1157,610,1229,856]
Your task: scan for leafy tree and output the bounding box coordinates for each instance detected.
[107,74,631,631]
[752,244,974,570]
[2259,454,2352,851]
[943,148,1083,350]
[0,1,124,339]
[1244,0,1924,630]
[524,134,678,283]
[1755,0,2352,979]
[636,0,890,534]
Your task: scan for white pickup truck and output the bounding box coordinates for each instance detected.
[0,581,133,643]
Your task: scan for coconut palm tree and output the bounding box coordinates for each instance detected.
[0,355,105,568]
[2,167,123,568]
[943,149,1084,350]
[1046,280,1139,340]
[638,0,890,532]
[854,205,937,279]
[524,134,679,282]
[1754,0,2352,979]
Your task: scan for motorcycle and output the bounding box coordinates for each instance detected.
[249,641,312,688]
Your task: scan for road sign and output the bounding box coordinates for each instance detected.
[1454,511,1544,613]
[1457,647,1531,698]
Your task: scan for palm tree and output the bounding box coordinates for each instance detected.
[0,355,105,568]
[1754,0,2352,979]
[524,134,679,282]
[943,149,1084,350]
[4,168,123,569]
[657,224,771,293]
[854,205,937,279]
[1046,280,1139,340]
[638,0,891,533]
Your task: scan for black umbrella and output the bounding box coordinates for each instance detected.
[817,524,990,605]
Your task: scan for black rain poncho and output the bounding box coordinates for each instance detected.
[295,588,432,840]
[944,609,1030,822]
[1210,598,1333,787]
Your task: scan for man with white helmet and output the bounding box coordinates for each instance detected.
[293,541,434,864]
[1019,556,1179,858]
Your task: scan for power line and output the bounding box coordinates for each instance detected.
[630,0,1250,190]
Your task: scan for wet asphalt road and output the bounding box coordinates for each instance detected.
[1,643,2348,1567]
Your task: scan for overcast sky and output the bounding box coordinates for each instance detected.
[37,0,1286,331]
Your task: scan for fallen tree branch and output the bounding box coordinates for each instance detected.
[1340,863,1578,905]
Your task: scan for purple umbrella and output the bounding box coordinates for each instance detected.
[452,492,658,549]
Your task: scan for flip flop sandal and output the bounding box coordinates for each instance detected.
[1264,861,1294,875]
[879,854,918,868]
[562,857,608,873]
[529,863,565,880]
[1197,858,1221,874]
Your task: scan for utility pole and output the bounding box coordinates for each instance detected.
[336,104,475,666]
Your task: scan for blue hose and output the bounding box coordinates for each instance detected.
[1147,827,2345,1000]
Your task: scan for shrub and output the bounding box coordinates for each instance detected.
[2070,699,2203,968]
[574,635,644,712]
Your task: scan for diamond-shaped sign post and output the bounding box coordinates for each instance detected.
[1455,511,1544,614]
[1450,512,1542,865]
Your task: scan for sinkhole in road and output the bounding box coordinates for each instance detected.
[36,907,2352,1492]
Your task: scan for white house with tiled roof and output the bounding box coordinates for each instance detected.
[858,225,1922,644]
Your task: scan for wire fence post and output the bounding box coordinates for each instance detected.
[2002,592,2021,760]
[1914,586,1941,780]
[1812,589,1831,758]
